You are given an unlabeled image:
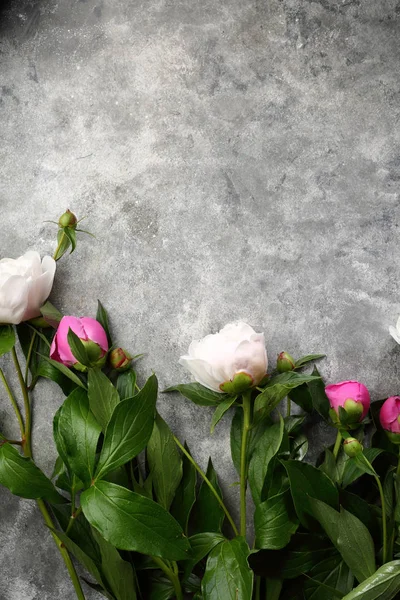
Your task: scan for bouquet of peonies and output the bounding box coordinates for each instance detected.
[2,212,400,600]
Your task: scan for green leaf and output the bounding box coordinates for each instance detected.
[278,534,337,579]
[147,412,182,510]
[92,528,137,600]
[303,551,353,600]
[288,383,313,413]
[284,460,339,528]
[210,396,237,433]
[63,226,77,253]
[340,491,380,538]
[201,537,253,600]
[308,366,330,419]
[171,443,197,534]
[183,532,225,580]
[164,383,224,406]
[0,443,63,503]
[81,480,190,560]
[67,328,90,366]
[341,448,383,488]
[284,415,306,434]
[53,505,102,563]
[40,355,87,389]
[319,449,339,483]
[36,359,78,396]
[39,300,63,327]
[96,300,112,346]
[291,433,308,461]
[341,561,400,600]
[55,388,102,486]
[294,354,326,369]
[116,369,137,400]
[254,372,321,423]
[310,499,376,583]
[88,368,120,431]
[255,489,299,550]
[0,324,15,356]
[248,417,284,505]
[95,374,157,479]
[55,227,71,260]
[191,459,225,534]
[230,408,242,474]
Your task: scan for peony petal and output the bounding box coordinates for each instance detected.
[80,317,109,353]
[178,356,223,392]
[0,275,29,324]
[391,324,400,345]
[51,316,85,365]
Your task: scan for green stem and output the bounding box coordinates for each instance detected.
[13,347,85,599]
[332,430,342,460]
[173,435,239,536]
[240,390,252,537]
[0,367,25,436]
[12,347,32,457]
[362,454,387,564]
[66,506,83,535]
[152,556,183,600]
[376,474,388,564]
[24,331,36,386]
[287,397,291,417]
[397,446,400,481]
[255,575,261,600]
[36,499,86,600]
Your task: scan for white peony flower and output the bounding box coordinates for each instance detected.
[179,321,268,393]
[390,316,400,345]
[0,251,56,324]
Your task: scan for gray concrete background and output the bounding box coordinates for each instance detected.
[1,0,400,597]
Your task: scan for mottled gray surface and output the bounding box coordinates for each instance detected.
[1,0,400,597]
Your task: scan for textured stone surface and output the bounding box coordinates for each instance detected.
[1,0,400,597]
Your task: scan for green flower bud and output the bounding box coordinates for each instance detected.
[58,209,77,229]
[219,372,253,395]
[109,347,132,371]
[343,437,363,458]
[276,351,296,373]
[385,431,400,445]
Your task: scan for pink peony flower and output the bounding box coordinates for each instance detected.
[325,380,370,423]
[50,316,108,367]
[380,397,400,433]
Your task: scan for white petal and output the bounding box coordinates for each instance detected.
[0,275,29,324]
[178,356,223,392]
[218,321,257,342]
[390,326,400,345]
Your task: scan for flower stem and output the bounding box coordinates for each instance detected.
[152,556,183,600]
[240,390,252,537]
[173,435,239,536]
[66,506,83,535]
[12,348,32,456]
[362,454,387,564]
[0,367,25,436]
[287,397,291,417]
[12,345,85,599]
[332,430,342,460]
[36,499,86,600]
[24,331,36,386]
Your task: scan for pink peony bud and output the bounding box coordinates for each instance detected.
[50,316,108,368]
[380,397,400,444]
[325,380,370,424]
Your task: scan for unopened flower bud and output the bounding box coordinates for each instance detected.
[325,381,370,425]
[58,209,77,229]
[380,397,400,444]
[343,437,363,458]
[276,351,295,373]
[109,347,132,371]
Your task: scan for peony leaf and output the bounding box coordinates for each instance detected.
[95,374,157,479]
[171,442,197,535]
[0,443,64,503]
[147,412,182,511]
[81,480,190,560]
[341,560,400,600]
[255,489,299,550]
[0,324,15,357]
[210,396,237,433]
[201,537,253,600]
[88,368,120,431]
[96,300,112,346]
[164,383,224,406]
